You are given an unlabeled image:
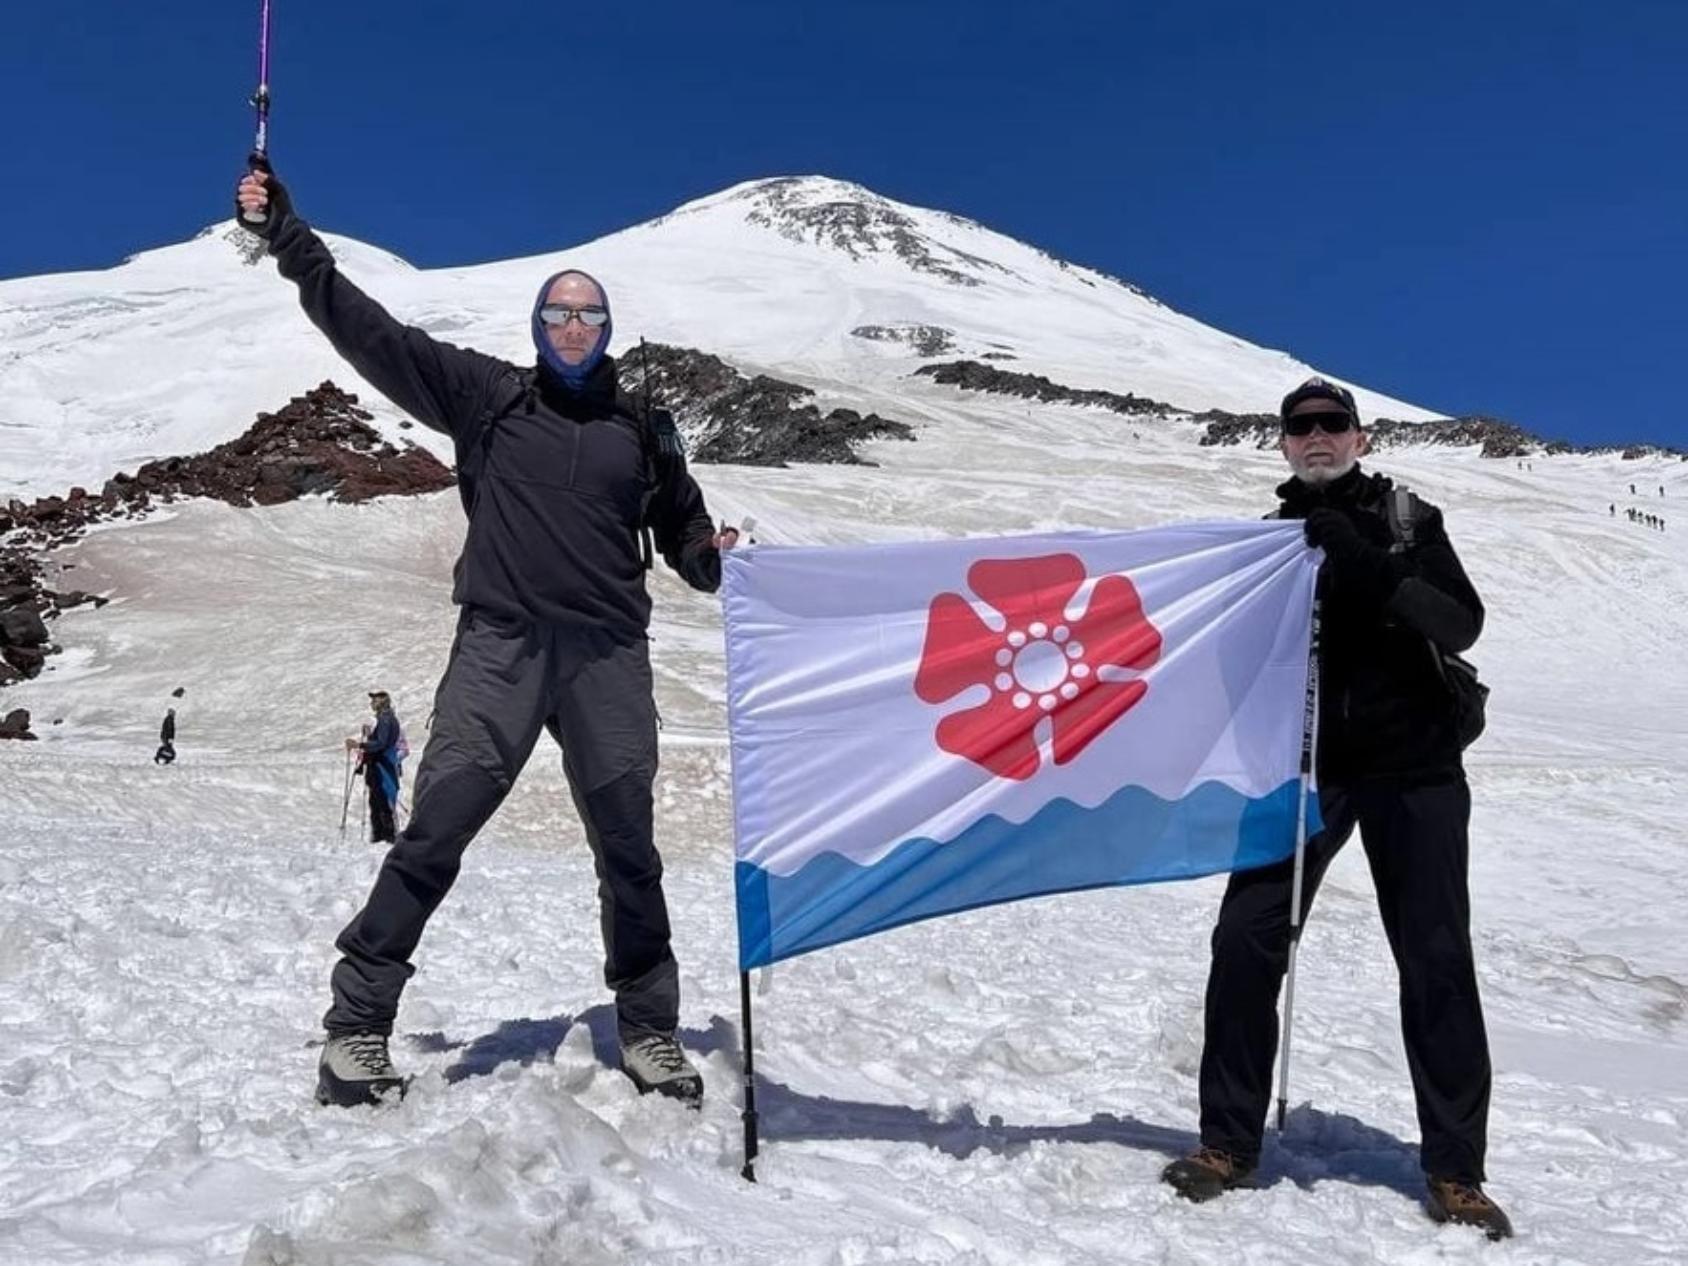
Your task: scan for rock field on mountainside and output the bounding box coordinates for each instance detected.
[621,342,915,466]
[0,383,452,714]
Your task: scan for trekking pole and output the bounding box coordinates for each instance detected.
[232,0,274,263]
[358,723,371,843]
[244,0,273,197]
[1276,598,1322,1132]
[338,745,355,841]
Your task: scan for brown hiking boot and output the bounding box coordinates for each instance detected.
[1427,1177,1513,1241]
[1161,1146,1257,1203]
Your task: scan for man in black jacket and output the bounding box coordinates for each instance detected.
[1161,378,1511,1240]
[237,167,736,1111]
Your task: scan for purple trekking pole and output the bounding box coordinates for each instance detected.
[241,0,274,223]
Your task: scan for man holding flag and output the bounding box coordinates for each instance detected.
[1161,379,1510,1240]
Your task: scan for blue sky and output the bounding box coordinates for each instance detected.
[3,1,1683,448]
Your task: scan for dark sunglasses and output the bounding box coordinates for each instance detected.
[1282,413,1356,438]
[539,303,609,328]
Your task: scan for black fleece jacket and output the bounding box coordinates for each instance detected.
[266,212,721,637]
[1276,467,1485,784]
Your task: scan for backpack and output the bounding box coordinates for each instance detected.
[461,367,686,571]
[1381,485,1490,749]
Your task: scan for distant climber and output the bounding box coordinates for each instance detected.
[152,708,177,766]
[347,691,403,846]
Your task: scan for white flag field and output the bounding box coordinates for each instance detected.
[722,521,1322,970]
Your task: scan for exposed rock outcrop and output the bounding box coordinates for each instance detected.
[850,324,957,357]
[0,382,453,696]
[4,382,453,553]
[916,359,1687,462]
[913,359,1186,419]
[1199,413,1688,460]
[741,178,1006,288]
[618,342,915,466]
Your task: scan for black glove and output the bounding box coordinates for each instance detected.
[1303,507,1368,566]
[235,152,294,240]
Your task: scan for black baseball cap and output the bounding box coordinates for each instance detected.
[1279,376,1360,423]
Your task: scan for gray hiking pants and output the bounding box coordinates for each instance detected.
[324,608,678,1040]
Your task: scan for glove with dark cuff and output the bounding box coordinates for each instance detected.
[1303,507,1367,564]
[235,153,295,241]
[1304,506,1402,604]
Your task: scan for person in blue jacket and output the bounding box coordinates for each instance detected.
[347,691,402,845]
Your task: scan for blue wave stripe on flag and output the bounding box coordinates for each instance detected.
[736,778,1316,969]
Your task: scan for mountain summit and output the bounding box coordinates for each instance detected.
[0,174,1433,499]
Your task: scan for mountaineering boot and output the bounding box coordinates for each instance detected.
[316,1031,407,1107]
[1161,1146,1257,1202]
[1427,1177,1513,1241]
[619,1031,703,1107]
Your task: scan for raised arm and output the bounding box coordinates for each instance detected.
[236,165,507,440]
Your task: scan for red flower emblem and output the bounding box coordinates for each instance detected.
[914,554,1162,781]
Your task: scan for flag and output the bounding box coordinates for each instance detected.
[723,522,1320,970]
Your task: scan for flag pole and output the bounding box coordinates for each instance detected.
[739,969,760,1182]
[1276,596,1322,1131]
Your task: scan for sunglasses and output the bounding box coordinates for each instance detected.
[1282,413,1356,438]
[539,304,609,328]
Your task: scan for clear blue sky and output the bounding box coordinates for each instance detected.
[3,1,1683,448]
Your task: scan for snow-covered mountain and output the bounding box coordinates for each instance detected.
[3,178,1687,1265]
[0,176,1439,502]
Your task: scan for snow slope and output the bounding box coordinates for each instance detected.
[3,179,1687,1265]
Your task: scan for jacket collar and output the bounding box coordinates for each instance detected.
[535,354,620,417]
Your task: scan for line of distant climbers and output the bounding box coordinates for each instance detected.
[1612,504,1667,530]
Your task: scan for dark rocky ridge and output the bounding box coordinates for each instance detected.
[915,359,1200,421]
[620,342,915,466]
[0,383,454,733]
[2,382,453,553]
[916,359,1686,461]
[1198,414,1688,461]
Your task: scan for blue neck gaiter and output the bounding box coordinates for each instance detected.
[531,269,612,392]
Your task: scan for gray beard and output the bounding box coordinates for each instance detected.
[1290,455,1358,485]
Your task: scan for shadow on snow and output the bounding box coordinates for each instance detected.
[409,1011,1423,1201]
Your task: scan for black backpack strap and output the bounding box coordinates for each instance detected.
[1381,482,1423,554]
[1378,481,1488,744]
[615,401,688,572]
[458,367,534,515]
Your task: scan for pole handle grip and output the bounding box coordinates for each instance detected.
[239,150,274,229]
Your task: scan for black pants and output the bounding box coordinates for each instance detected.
[365,769,397,844]
[1197,778,1492,1181]
[324,610,677,1041]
